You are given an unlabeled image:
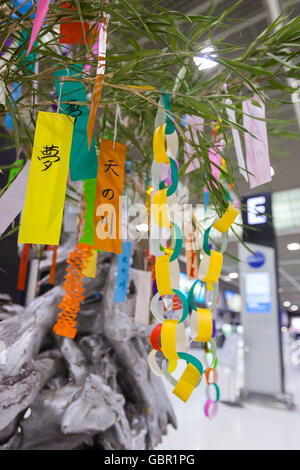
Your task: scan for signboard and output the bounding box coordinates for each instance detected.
[245,272,271,314]
[242,192,275,247]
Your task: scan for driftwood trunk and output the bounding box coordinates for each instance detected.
[0,235,176,450]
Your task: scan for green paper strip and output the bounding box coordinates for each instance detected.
[54,65,98,181]
[206,382,220,402]
[163,93,176,135]
[166,157,179,197]
[188,279,205,311]
[203,225,212,256]
[173,288,189,324]
[177,352,203,376]
[79,178,97,246]
[170,223,182,262]
[8,158,24,183]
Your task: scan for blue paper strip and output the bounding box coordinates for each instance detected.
[114,241,132,302]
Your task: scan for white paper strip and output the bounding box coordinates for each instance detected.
[0,161,31,236]
[134,270,152,326]
[225,98,248,182]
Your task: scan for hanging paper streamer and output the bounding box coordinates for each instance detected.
[94,139,126,254]
[225,98,248,182]
[87,11,110,149]
[243,95,271,188]
[59,2,89,45]
[0,160,30,236]
[17,243,31,291]
[54,65,98,181]
[114,241,132,302]
[12,0,34,18]
[0,80,5,107]
[184,114,204,174]
[84,22,101,72]
[148,93,240,408]
[18,111,74,245]
[208,142,223,183]
[134,270,152,325]
[4,82,22,132]
[48,245,57,285]
[27,0,50,56]
[204,340,220,419]
[185,221,198,279]
[82,249,98,278]
[8,157,24,183]
[18,29,37,74]
[53,243,93,338]
[79,178,97,246]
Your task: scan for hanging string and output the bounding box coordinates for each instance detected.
[113,103,121,149]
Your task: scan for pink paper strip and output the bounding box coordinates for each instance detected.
[0,161,31,235]
[165,159,179,185]
[209,141,223,182]
[243,95,271,188]
[184,114,204,174]
[27,0,50,56]
[84,22,102,73]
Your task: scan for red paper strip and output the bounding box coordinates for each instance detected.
[49,245,58,285]
[59,2,90,45]
[17,243,31,291]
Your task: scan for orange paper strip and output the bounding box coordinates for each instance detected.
[94,138,126,254]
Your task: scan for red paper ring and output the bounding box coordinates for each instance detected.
[150,323,162,351]
[204,399,218,419]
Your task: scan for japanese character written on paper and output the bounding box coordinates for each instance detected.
[38,145,60,171]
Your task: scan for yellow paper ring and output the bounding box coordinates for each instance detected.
[161,319,187,359]
[172,363,201,402]
[152,189,173,228]
[153,124,169,164]
[155,254,173,295]
[191,308,213,342]
[199,250,223,285]
[213,204,239,233]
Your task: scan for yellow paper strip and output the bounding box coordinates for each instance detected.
[18,111,74,245]
[213,204,239,233]
[172,363,201,402]
[82,249,98,278]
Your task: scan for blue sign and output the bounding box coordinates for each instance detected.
[247,251,265,268]
[245,272,271,314]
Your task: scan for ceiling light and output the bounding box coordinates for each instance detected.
[287,242,300,251]
[290,305,298,312]
[228,272,239,279]
[283,300,291,308]
[193,46,217,71]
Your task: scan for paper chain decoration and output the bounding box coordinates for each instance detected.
[147,95,239,413]
[53,243,93,339]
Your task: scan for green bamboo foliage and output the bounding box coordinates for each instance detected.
[0,0,300,219]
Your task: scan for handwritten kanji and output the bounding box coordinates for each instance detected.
[38,145,60,171]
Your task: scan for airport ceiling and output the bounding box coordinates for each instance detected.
[162,0,300,311]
